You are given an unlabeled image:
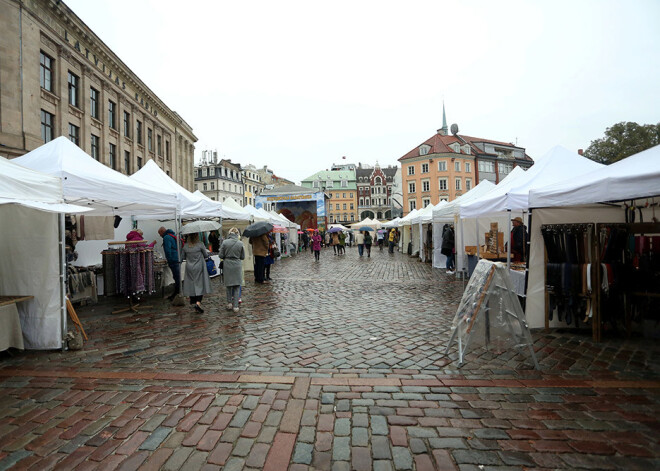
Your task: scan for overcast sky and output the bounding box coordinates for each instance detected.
[65,0,660,184]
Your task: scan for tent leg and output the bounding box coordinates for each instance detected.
[507,210,511,269]
[59,212,68,351]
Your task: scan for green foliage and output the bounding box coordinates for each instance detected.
[584,121,660,164]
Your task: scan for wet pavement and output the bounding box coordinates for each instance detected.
[1,246,658,470]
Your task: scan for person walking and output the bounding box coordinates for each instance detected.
[338,231,346,255]
[219,227,245,312]
[311,229,322,261]
[250,232,269,283]
[356,230,365,257]
[182,232,212,313]
[158,226,180,301]
[388,229,396,253]
[377,230,385,251]
[331,231,339,255]
[264,233,276,282]
[441,224,456,274]
[363,231,373,258]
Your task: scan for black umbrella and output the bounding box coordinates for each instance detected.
[243,221,273,238]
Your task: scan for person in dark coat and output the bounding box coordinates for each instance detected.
[208,230,221,253]
[159,226,180,301]
[511,217,528,262]
[441,224,455,274]
[250,233,269,283]
[182,232,212,313]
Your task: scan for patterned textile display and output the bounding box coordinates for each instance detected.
[102,247,155,297]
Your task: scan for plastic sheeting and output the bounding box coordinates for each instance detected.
[446,260,538,368]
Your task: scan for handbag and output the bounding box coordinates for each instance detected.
[272,247,281,259]
[206,258,217,276]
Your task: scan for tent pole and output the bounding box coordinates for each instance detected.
[59,212,67,351]
[458,215,465,278]
[175,208,182,294]
[507,210,512,269]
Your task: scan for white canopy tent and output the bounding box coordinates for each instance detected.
[0,157,90,350]
[524,145,660,330]
[431,181,496,269]
[461,146,604,218]
[14,137,178,215]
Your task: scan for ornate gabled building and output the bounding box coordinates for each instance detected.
[0,0,196,189]
[398,105,533,215]
[356,163,398,220]
[194,159,244,204]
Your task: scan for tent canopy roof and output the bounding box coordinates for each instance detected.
[13,137,177,216]
[433,180,496,221]
[529,144,660,208]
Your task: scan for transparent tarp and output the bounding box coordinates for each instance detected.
[445,259,539,368]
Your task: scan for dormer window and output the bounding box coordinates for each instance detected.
[419,144,430,156]
[313,180,319,188]
[451,143,460,153]
[462,144,471,154]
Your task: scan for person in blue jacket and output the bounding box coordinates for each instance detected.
[159,226,180,301]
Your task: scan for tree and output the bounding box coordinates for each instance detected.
[583,121,660,164]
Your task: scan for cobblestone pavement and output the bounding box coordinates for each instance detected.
[1,246,658,470]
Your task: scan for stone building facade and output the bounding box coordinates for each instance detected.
[194,160,244,205]
[0,0,196,189]
[356,164,397,220]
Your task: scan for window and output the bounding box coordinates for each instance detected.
[148,128,153,151]
[91,134,100,160]
[335,193,340,198]
[209,167,215,176]
[359,198,363,206]
[90,87,100,119]
[40,51,53,92]
[137,156,143,169]
[68,123,79,146]
[136,120,142,145]
[419,146,429,156]
[157,135,162,156]
[365,198,370,206]
[466,179,472,191]
[343,203,347,210]
[335,204,339,210]
[455,178,461,190]
[375,177,381,185]
[407,165,415,175]
[350,203,354,210]
[351,214,355,221]
[478,161,495,173]
[421,163,429,173]
[498,162,513,174]
[438,161,447,171]
[438,178,448,191]
[203,183,207,191]
[194,184,198,191]
[341,180,347,187]
[350,192,353,198]
[123,111,130,138]
[166,141,170,161]
[109,143,116,170]
[108,100,116,129]
[408,182,416,193]
[455,161,461,172]
[342,193,346,198]
[124,151,130,173]
[422,180,430,192]
[423,198,431,208]
[409,200,416,211]
[326,180,333,188]
[211,182,215,190]
[40,110,54,143]
[68,72,79,108]
[465,162,471,173]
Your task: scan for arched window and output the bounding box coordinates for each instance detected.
[343,213,347,221]
[365,198,370,206]
[375,176,381,185]
[359,198,363,206]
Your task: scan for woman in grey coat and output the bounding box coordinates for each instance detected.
[182,232,212,313]
[219,227,245,312]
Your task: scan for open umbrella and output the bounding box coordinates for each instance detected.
[306,228,315,232]
[359,226,374,232]
[377,229,387,234]
[273,225,288,233]
[327,227,343,233]
[181,220,221,234]
[243,221,273,238]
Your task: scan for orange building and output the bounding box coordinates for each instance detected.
[398,112,533,215]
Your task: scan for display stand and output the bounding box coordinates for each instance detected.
[103,240,155,315]
[444,260,540,369]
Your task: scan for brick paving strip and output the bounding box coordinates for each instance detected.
[1,368,659,389]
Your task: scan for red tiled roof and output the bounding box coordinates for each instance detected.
[398,133,480,161]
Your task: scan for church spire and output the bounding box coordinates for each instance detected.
[438,101,448,136]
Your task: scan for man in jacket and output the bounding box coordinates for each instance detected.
[511,217,528,262]
[158,226,180,301]
[250,233,270,283]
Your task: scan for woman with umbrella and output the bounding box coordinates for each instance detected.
[245,221,272,284]
[219,227,245,312]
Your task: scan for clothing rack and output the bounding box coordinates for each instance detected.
[101,241,155,315]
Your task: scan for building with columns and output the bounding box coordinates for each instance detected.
[0,0,197,189]
[355,163,398,221]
